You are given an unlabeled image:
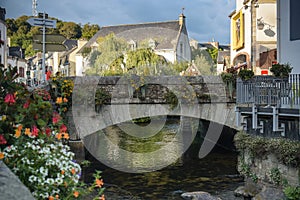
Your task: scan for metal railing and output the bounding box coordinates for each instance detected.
[236,75,299,108]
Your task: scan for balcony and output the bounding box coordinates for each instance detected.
[236,74,300,139]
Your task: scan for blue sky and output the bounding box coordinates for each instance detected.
[1,0,235,44]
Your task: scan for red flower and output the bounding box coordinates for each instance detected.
[45,127,52,136]
[0,134,7,145]
[4,93,16,105]
[52,112,60,124]
[31,126,39,137]
[60,124,67,133]
[23,100,30,109]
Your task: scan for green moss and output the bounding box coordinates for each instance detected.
[234,132,300,166]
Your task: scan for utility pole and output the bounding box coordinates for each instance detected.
[27,13,57,84]
[32,0,38,16]
[42,12,46,83]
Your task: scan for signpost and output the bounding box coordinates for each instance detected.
[27,12,57,83]
[33,34,67,52]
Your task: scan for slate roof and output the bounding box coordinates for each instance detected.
[63,39,78,50]
[78,20,184,53]
[9,47,25,59]
[198,43,215,49]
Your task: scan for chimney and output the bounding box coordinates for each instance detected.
[179,13,186,26]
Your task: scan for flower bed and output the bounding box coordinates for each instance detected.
[0,65,105,200]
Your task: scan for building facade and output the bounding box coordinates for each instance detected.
[277,0,300,73]
[230,0,277,75]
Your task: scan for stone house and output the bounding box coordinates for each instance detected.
[75,13,191,76]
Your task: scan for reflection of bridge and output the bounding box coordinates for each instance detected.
[68,76,237,140]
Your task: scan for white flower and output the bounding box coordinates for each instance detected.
[29,175,37,183]
[45,178,54,185]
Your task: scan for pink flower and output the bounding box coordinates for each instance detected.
[31,126,39,137]
[0,134,7,145]
[60,124,67,133]
[4,93,16,105]
[23,100,30,109]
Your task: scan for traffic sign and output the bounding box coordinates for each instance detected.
[33,34,66,43]
[27,17,57,28]
[33,42,67,52]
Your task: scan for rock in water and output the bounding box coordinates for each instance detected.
[181,191,222,200]
[253,186,286,200]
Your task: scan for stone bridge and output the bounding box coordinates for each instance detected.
[68,75,238,140]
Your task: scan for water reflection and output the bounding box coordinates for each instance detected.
[83,117,243,199]
[83,116,198,173]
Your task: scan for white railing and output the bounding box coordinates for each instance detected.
[236,75,299,108]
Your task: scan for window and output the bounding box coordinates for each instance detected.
[180,43,183,54]
[128,40,136,51]
[290,0,300,41]
[148,39,156,49]
[19,67,25,77]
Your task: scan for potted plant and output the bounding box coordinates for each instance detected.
[270,63,292,78]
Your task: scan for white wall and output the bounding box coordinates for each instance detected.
[230,1,252,65]
[256,4,277,42]
[277,0,300,73]
[0,20,7,66]
[176,31,192,62]
[75,55,83,76]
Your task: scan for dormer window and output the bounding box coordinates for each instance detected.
[128,40,136,51]
[148,39,157,49]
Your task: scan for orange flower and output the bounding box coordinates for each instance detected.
[55,133,62,140]
[48,196,54,200]
[25,128,31,136]
[15,129,21,138]
[17,125,23,131]
[73,191,79,198]
[56,97,63,104]
[64,181,68,188]
[0,152,4,159]
[99,194,105,200]
[71,168,76,175]
[63,133,69,140]
[61,170,65,175]
[63,97,68,103]
[95,178,104,188]
[55,194,59,199]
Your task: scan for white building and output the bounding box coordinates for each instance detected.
[0,7,7,67]
[277,0,300,73]
[229,0,277,75]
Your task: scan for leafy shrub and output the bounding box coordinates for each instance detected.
[270,63,292,78]
[238,69,254,80]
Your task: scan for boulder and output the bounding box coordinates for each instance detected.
[253,186,286,200]
[181,191,221,200]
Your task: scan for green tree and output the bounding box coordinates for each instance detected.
[194,52,215,75]
[207,47,218,64]
[59,22,82,39]
[5,18,17,37]
[85,33,128,75]
[81,23,100,40]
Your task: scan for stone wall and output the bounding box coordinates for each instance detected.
[0,161,35,200]
[72,75,234,104]
[238,149,300,187]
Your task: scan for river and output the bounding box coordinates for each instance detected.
[82,116,244,200]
